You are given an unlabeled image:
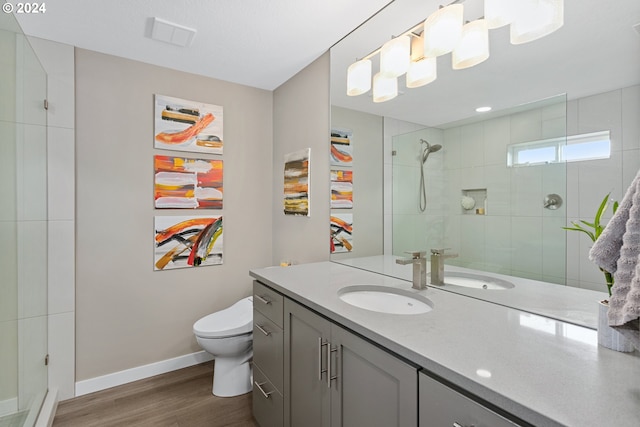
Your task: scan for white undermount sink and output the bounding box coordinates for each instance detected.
[338,285,433,315]
[442,273,515,290]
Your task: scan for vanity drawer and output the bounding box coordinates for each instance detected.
[419,371,521,427]
[253,363,283,427]
[253,280,284,327]
[253,309,283,392]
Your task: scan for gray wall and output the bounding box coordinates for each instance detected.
[272,52,331,265]
[75,49,274,381]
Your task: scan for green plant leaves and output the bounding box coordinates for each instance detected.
[563,192,616,296]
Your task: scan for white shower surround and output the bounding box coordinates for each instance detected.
[386,84,640,292]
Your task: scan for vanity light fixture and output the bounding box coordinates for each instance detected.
[406,57,438,88]
[452,19,489,70]
[484,0,515,29]
[380,35,411,77]
[372,72,398,103]
[510,0,564,44]
[345,0,564,102]
[406,35,437,88]
[346,59,372,96]
[423,4,464,57]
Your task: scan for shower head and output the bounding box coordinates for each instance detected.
[420,139,442,163]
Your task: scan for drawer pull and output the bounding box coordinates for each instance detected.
[318,337,328,380]
[453,423,474,427]
[255,381,274,399]
[327,344,338,388]
[255,323,271,336]
[254,294,272,305]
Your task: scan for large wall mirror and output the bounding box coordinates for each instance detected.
[329,0,640,321]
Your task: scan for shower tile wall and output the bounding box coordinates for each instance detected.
[29,36,77,401]
[566,85,640,291]
[442,99,567,283]
[0,29,49,416]
[386,85,640,291]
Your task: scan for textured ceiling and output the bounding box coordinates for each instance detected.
[13,0,392,90]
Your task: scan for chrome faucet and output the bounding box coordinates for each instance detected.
[395,251,427,290]
[430,248,458,286]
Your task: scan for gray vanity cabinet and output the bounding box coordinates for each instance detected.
[284,298,418,427]
[253,281,285,427]
[419,371,521,427]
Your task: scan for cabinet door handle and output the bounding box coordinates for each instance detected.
[254,294,271,305]
[255,323,271,336]
[327,343,338,388]
[318,338,328,381]
[453,423,475,427]
[255,381,274,399]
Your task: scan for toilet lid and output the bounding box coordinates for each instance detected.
[193,296,253,338]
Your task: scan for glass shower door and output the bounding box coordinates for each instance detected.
[0,10,48,427]
[391,127,446,255]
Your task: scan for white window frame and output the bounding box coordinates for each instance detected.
[507,130,610,167]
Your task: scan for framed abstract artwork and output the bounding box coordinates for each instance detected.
[330,214,353,253]
[330,128,352,167]
[154,155,223,209]
[154,215,223,270]
[154,94,224,154]
[330,169,353,209]
[284,148,310,216]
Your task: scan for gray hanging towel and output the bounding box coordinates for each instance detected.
[589,169,640,349]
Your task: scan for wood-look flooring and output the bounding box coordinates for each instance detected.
[53,362,258,427]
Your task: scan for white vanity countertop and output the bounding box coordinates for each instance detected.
[334,255,608,329]
[249,261,640,427]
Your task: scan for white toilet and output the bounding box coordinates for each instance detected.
[193,296,253,397]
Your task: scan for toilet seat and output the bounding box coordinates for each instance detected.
[193,296,253,338]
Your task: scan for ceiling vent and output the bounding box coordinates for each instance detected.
[150,17,196,47]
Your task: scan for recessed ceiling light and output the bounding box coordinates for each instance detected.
[476,106,492,113]
[476,369,492,378]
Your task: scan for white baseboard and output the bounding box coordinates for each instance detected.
[0,397,18,417]
[75,351,213,397]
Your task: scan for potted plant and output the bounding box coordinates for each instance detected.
[564,193,633,352]
[563,193,618,296]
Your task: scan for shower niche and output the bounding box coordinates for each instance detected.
[461,188,487,215]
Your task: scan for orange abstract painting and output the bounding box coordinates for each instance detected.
[154,155,223,209]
